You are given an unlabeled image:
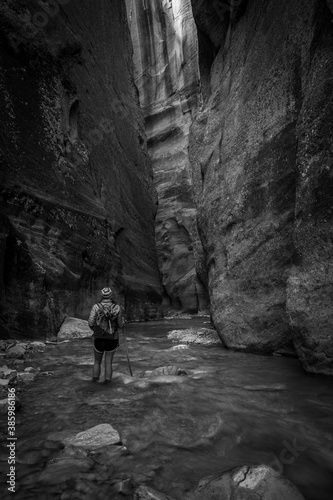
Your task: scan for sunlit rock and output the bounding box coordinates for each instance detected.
[63,423,121,450]
[168,328,221,345]
[126,0,209,315]
[189,465,304,499]
[57,317,91,340]
[140,365,188,377]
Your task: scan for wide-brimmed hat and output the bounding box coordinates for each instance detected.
[101,287,113,299]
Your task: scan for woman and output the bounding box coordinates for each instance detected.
[88,287,124,383]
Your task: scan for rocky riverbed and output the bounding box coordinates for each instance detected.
[0,318,332,499]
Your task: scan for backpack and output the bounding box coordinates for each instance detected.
[94,303,120,336]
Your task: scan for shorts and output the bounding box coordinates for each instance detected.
[94,338,119,353]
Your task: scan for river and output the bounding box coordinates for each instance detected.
[1,318,333,499]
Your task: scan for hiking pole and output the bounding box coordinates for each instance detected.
[122,327,133,377]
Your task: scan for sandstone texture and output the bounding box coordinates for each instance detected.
[126,0,209,314]
[189,0,333,374]
[57,316,91,340]
[0,0,162,340]
[189,465,304,500]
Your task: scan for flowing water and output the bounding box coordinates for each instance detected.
[1,318,333,499]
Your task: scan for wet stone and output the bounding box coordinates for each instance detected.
[140,366,188,377]
[39,456,94,485]
[18,372,36,384]
[168,328,220,345]
[114,477,134,495]
[6,344,26,358]
[90,444,130,466]
[63,423,121,450]
[58,317,92,340]
[190,465,305,500]
[133,485,176,500]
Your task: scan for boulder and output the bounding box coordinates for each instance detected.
[17,372,36,384]
[133,485,176,500]
[58,317,92,340]
[24,367,38,373]
[168,328,221,345]
[190,465,304,500]
[63,424,121,450]
[0,365,9,376]
[6,344,26,359]
[0,379,9,387]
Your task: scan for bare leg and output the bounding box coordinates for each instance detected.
[104,350,115,382]
[93,349,103,380]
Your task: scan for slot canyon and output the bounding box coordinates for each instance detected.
[2,0,332,375]
[0,1,333,498]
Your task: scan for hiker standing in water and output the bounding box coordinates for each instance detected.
[88,287,124,384]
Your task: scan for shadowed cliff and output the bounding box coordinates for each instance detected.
[0,0,162,339]
[189,0,333,375]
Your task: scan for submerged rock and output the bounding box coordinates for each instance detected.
[190,465,304,499]
[140,366,188,378]
[133,485,176,500]
[57,317,92,340]
[17,372,36,384]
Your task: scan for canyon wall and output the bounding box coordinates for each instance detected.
[126,0,209,314]
[189,0,333,375]
[0,0,162,339]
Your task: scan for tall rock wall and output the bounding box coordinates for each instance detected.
[189,0,333,375]
[0,0,162,339]
[126,0,209,314]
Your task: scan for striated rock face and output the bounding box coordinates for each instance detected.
[126,0,209,314]
[0,0,162,339]
[189,0,333,374]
